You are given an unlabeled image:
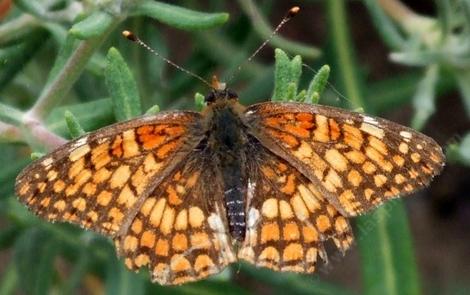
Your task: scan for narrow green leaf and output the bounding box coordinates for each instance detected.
[14,228,59,295]
[64,110,85,138]
[306,65,331,104]
[0,261,18,295]
[363,0,406,50]
[286,82,297,101]
[411,65,439,130]
[46,98,114,137]
[272,49,302,101]
[105,47,142,121]
[195,92,205,111]
[145,105,160,115]
[295,89,306,102]
[69,11,115,40]
[12,0,45,19]
[357,201,421,295]
[131,1,229,31]
[30,152,45,160]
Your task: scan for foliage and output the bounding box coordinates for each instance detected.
[0,0,468,294]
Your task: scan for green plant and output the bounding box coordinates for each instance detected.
[0,1,467,294]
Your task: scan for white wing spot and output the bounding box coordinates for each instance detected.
[400,131,412,139]
[360,122,385,139]
[72,136,88,148]
[362,115,379,125]
[41,157,53,167]
[247,208,260,228]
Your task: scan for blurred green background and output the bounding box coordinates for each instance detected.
[1,0,469,294]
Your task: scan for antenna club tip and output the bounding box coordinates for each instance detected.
[122,30,137,41]
[288,6,300,17]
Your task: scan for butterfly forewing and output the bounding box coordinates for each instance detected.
[117,152,236,285]
[238,141,353,273]
[245,102,445,217]
[15,111,203,235]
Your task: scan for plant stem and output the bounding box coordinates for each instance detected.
[377,0,417,23]
[237,0,321,59]
[0,122,22,142]
[0,14,41,45]
[28,19,121,120]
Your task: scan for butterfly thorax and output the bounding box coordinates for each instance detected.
[204,92,248,242]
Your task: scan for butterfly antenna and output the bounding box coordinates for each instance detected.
[122,30,213,89]
[227,6,300,83]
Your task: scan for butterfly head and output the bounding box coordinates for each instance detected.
[204,75,239,104]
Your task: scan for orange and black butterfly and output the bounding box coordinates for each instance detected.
[15,71,444,284]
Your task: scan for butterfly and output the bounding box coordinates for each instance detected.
[15,72,444,285]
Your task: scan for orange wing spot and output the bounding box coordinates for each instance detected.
[173,171,182,181]
[267,129,299,148]
[302,225,318,242]
[362,161,377,174]
[82,182,97,197]
[194,255,215,272]
[374,174,387,187]
[280,174,296,195]
[97,190,112,206]
[284,124,310,138]
[72,198,86,211]
[171,255,192,272]
[111,135,123,157]
[190,232,211,249]
[313,114,330,143]
[110,165,131,189]
[394,174,406,184]
[165,126,185,137]
[131,218,143,234]
[150,198,166,227]
[108,207,124,224]
[261,198,279,218]
[393,155,405,167]
[264,117,283,128]
[93,167,112,184]
[155,238,169,256]
[283,243,303,262]
[411,152,421,163]
[175,209,188,230]
[329,119,341,140]
[335,216,349,233]
[279,200,294,220]
[53,180,66,193]
[283,222,300,241]
[172,233,188,252]
[37,182,47,193]
[124,235,138,251]
[261,166,276,179]
[186,172,200,188]
[135,254,150,267]
[261,222,280,244]
[141,197,156,216]
[160,206,175,235]
[369,136,388,155]
[141,230,156,248]
[68,158,85,179]
[259,246,280,263]
[188,207,205,228]
[347,169,363,187]
[53,200,66,211]
[343,124,363,150]
[91,142,111,169]
[117,185,137,208]
[39,197,51,208]
[156,140,179,159]
[167,186,182,206]
[290,194,309,221]
[140,134,166,150]
[136,125,154,135]
[295,113,313,122]
[277,162,288,172]
[316,215,331,233]
[364,188,374,200]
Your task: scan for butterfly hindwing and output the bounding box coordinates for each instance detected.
[238,141,353,273]
[116,152,236,285]
[245,102,445,217]
[15,111,203,235]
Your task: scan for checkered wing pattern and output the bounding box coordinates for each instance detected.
[238,141,353,272]
[245,102,445,217]
[116,152,236,285]
[15,111,203,236]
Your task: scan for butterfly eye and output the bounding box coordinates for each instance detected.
[204,92,216,103]
[226,89,238,99]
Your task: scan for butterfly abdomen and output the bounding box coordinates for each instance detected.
[209,103,248,241]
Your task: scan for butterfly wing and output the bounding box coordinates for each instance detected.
[15,111,204,236]
[244,102,444,216]
[238,140,353,272]
[116,150,236,285]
